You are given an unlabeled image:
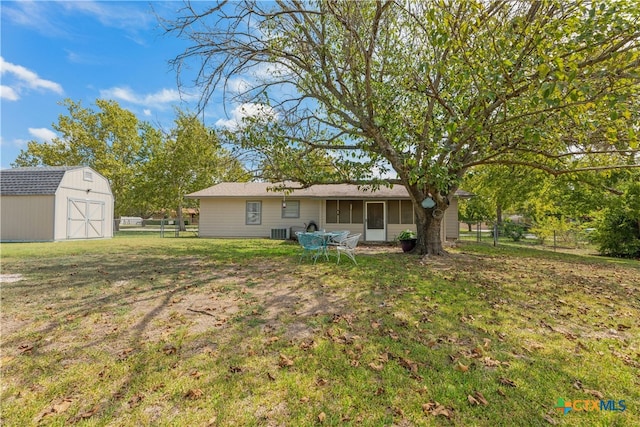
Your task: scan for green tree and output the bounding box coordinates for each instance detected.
[13,99,149,218]
[147,111,248,230]
[165,1,640,255]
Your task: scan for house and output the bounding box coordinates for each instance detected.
[0,166,114,242]
[187,182,470,242]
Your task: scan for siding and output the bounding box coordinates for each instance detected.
[199,198,322,238]
[0,195,55,241]
[54,168,114,240]
[199,197,457,242]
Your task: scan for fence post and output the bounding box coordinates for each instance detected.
[493,224,498,247]
[476,222,481,242]
[160,219,165,238]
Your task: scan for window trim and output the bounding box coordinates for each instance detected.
[246,201,262,225]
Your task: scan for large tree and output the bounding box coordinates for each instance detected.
[165,0,640,255]
[14,99,149,217]
[145,110,249,230]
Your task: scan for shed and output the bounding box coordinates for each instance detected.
[0,166,114,242]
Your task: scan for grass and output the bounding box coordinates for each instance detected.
[1,236,638,426]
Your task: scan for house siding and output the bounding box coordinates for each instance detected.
[198,196,458,242]
[199,198,322,238]
[0,195,55,242]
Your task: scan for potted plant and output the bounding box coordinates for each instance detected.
[397,229,417,252]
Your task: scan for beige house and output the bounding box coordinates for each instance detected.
[0,166,114,242]
[187,182,468,242]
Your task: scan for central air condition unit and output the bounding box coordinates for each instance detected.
[270,228,288,240]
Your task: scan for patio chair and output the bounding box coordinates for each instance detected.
[336,233,361,265]
[327,230,350,247]
[296,232,326,264]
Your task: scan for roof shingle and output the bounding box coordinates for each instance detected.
[0,166,82,196]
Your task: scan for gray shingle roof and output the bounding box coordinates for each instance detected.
[0,166,83,196]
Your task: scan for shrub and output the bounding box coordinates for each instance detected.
[501,220,527,242]
[592,211,640,258]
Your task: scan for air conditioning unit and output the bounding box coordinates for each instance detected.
[270,228,289,240]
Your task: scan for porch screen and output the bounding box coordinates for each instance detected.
[325,200,363,224]
[387,200,415,224]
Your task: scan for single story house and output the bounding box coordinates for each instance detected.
[187,182,470,242]
[0,166,114,242]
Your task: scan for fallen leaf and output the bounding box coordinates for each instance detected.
[316,378,328,386]
[18,344,34,354]
[128,393,144,407]
[472,391,488,405]
[543,414,558,425]
[190,370,203,379]
[368,362,384,371]
[53,398,73,413]
[185,388,204,400]
[422,401,454,419]
[278,353,294,367]
[229,366,242,373]
[267,372,276,381]
[468,394,480,405]
[499,377,517,387]
[162,345,177,355]
[455,362,469,373]
[318,412,326,422]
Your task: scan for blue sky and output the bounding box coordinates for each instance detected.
[0,1,250,169]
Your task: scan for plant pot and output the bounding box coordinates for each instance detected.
[399,238,417,252]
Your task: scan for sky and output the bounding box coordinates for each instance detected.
[0,1,251,169]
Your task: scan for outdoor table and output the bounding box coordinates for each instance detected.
[312,231,343,258]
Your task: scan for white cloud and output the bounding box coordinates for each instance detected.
[215,103,278,130]
[0,85,19,101]
[100,86,198,109]
[28,128,57,142]
[0,57,64,99]
[143,109,152,116]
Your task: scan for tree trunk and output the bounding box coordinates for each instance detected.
[177,203,186,232]
[414,206,446,256]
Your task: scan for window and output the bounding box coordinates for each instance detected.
[83,170,93,182]
[246,201,262,225]
[325,200,363,224]
[387,200,415,224]
[282,200,300,218]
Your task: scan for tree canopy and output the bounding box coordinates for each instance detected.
[13,99,247,220]
[165,0,640,255]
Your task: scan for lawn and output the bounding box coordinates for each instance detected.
[1,237,638,426]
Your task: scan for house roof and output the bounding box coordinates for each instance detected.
[0,166,84,196]
[187,182,473,199]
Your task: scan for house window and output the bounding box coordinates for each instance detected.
[282,200,300,218]
[325,200,363,224]
[246,201,262,225]
[83,170,93,182]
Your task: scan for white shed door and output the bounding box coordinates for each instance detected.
[67,198,105,239]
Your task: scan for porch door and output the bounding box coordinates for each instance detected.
[365,201,385,241]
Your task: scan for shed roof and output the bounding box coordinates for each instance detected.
[0,166,83,196]
[187,182,473,199]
